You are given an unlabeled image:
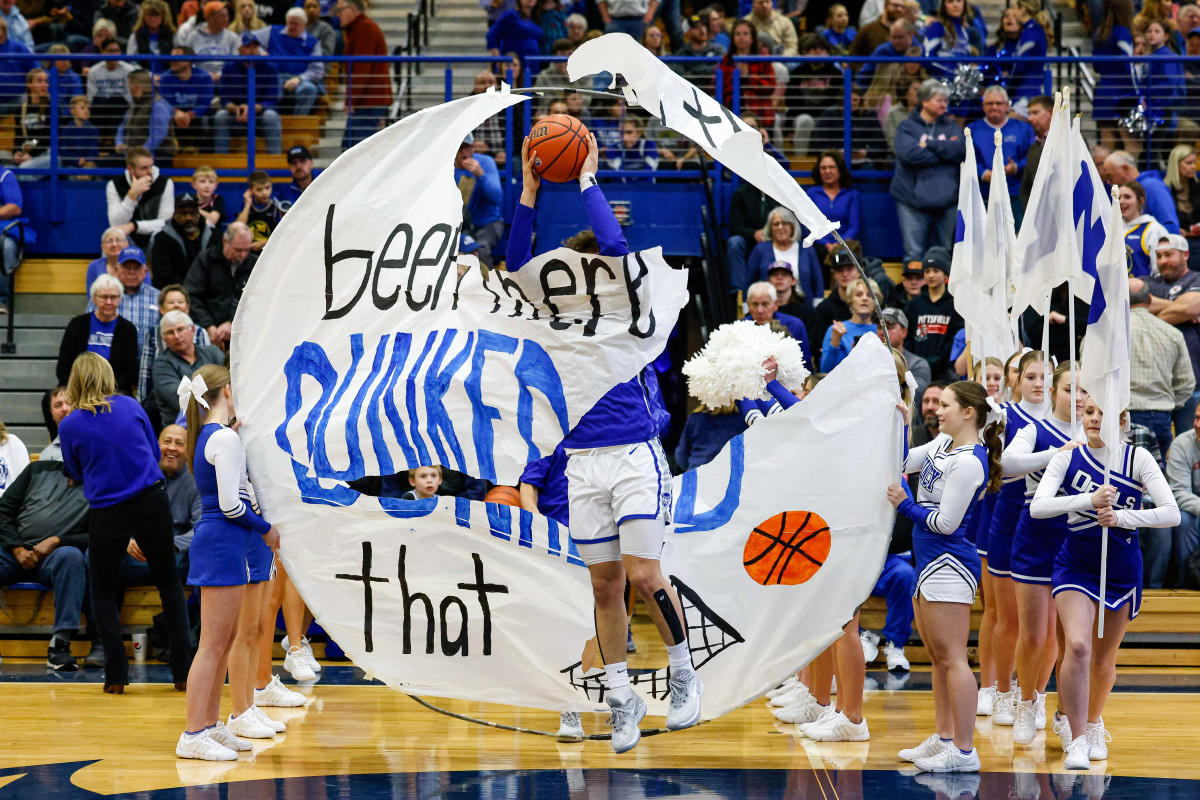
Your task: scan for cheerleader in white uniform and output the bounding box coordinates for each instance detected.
[890,380,1005,773]
[1031,397,1179,770]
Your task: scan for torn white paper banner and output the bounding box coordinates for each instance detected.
[568,33,838,247]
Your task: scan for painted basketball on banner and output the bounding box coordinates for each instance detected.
[742,511,831,586]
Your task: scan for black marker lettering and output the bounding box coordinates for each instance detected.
[323,204,374,320]
[334,541,389,652]
[457,553,509,656]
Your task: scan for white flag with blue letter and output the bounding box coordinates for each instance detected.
[948,127,987,337]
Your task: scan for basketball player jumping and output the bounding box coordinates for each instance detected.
[506,132,703,753]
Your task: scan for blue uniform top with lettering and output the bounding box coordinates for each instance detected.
[505,181,670,450]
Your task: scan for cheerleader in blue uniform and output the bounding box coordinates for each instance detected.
[890,380,1004,773]
[176,365,281,762]
[1002,363,1085,744]
[1031,396,1179,770]
[984,350,1046,723]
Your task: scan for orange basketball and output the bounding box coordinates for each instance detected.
[485,485,523,507]
[743,510,832,586]
[527,114,590,183]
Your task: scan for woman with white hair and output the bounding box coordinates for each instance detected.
[84,227,146,294]
[746,206,824,303]
[56,274,141,396]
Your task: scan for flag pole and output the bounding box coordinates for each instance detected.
[832,230,899,365]
[1068,276,1078,436]
[1098,376,1111,639]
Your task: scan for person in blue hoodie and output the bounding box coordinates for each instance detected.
[1004,0,1048,110]
[213,33,282,154]
[454,132,502,267]
[966,85,1035,212]
[1103,148,1182,234]
[1143,19,1185,136]
[1091,0,1135,154]
[508,132,703,754]
[890,78,966,263]
[248,8,325,116]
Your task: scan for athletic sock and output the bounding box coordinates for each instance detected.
[603,662,633,704]
[959,748,973,756]
[666,641,692,672]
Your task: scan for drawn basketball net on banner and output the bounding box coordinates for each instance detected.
[560,576,746,702]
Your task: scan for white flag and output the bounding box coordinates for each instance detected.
[1011,92,1078,319]
[1068,114,1112,308]
[948,127,987,335]
[979,128,1020,359]
[1077,185,1130,456]
[568,34,838,246]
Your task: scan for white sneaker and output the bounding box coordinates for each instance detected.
[765,676,798,699]
[899,734,946,763]
[1053,712,1073,752]
[226,710,278,739]
[1033,692,1047,731]
[993,690,1016,726]
[883,640,910,672]
[977,686,997,716]
[176,731,238,761]
[914,773,981,797]
[1064,735,1091,770]
[914,745,981,773]
[284,646,317,682]
[556,711,584,742]
[773,695,826,724]
[606,693,646,754]
[665,669,703,730]
[255,674,307,707]
[768,682,810,707]
[805,710,870,742]
[1086,719,1110,760]
[250,705,286,733]
[798,705,839,738]
[283,635,322,673]
[207,722,253,752]
[1013,698,1037,744]
[860,630,880,663]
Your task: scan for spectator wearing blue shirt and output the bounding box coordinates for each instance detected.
[125,0,176,73]
[249,9,325,115]
[602,116,659,182]
[805,150,862,257]
[746,206,824,303]
[46,45,83,102]
[60,96,101,168]
[0,163,24,312]
[0,17,33,117]
[854,19,915,90]
[274,145,318,206]
[819,3,856,52]
[213,34,282,154]
[486,0,544,73]
[454,133,503,267]
[1103,149,1183,235]
[967,86,1034,213]
[158,46,215,152]
[1144,19,1185,133]
[1091,0,1134,153]
[116,69,177,163]
[744,281,815,371]
[820,278,880,372]
[0,0,34,50]
[1005,0,1048,107]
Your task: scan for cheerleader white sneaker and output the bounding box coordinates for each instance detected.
[1012,698,1037,744]
[281,635,322,673]
[899,734,946,763]
[226,710,277,739]
[1053,712,1073,752]
[914,745,981,773]
[773,695,826,724]
[765,676,798,700]
[556,711,584,742]
[284,646,317,682]
[860,630,880,663]
[208,722,253,752]
[768,682,810,707]
[255,675,307,707]
[250,705,286,733]
[798,705,839,738]
[177,731,238,761]
[993,690,1016,725]
[1064,735,1091,770]
[977,686,997,716]
[1086,719,1110,760]
[1033,692,1047,730]
[804,710,870,742]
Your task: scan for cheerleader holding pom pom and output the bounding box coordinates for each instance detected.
[1030,396,1179,770]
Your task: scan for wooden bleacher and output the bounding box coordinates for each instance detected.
[13,257,89,295]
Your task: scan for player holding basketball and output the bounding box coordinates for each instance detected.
[1002,363,1085,746]
[889,381,1004,773]
[1031,396,1178,770]
[507,133,703,753]
[982,350,1046,725]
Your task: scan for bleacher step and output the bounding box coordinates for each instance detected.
[0,361,56,391]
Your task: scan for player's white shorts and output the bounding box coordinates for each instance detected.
[565,439,673,566]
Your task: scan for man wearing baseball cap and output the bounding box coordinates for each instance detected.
[275,146,319,206]
[151,193,213,288]
[880,307,931,404]
[1147,233,1200,432]
[93,245,160,398]
[884,261,925,310]
[902,246,962,381]
[765,261,818,337]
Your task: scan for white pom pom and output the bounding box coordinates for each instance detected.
[682,320,810,408]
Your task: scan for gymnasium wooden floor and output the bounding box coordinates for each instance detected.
[2,622,1200,799]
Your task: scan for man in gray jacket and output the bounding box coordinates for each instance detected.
[1161,406,1200,588]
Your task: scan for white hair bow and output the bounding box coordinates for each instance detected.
[985,396,1004,428]
[177,374,210,412]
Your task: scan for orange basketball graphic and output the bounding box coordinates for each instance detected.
[743,510,832,586]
